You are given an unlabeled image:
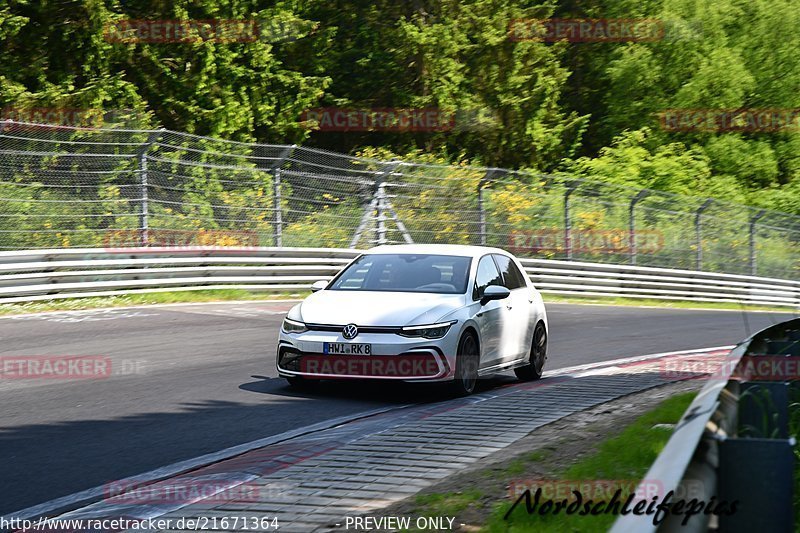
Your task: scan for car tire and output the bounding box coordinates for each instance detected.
[450,332,479,396]
[515,322,547,381]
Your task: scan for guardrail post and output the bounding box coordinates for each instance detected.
[749,209,766,276]
[477,169,498,246]
[695,199,713,271]
[138,129,164,247]
[629,190,649,265]
[564,182,580,260]
[271,145,295,247]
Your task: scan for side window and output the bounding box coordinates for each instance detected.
[493,254,527,290]
[473,255,503,299]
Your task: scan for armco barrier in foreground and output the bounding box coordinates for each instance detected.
[0,247,798,307]
[612,318,800,533]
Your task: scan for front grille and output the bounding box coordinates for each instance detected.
[304,323,403,334]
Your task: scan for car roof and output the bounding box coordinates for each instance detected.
[365,244,513,259]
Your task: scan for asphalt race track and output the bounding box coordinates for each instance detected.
[0,301,795,515]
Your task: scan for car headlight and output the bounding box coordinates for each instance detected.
[399,321,456,339]
[282,318,308,334]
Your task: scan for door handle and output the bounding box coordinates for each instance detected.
[506,305,513,310]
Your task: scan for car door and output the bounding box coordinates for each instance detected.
[472,255,507,369]
[492,253,534,362]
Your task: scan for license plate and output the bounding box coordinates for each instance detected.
[323,342,372,355]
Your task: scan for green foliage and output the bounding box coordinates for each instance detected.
[561,0,800,207]
[1,0,800,247]
[567,128,713,196]
[0,0,328,141]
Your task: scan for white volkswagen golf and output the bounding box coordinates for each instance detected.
[277,244,548,395]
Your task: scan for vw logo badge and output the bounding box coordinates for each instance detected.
[342,324,358,340]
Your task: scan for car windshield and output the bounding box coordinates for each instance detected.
[329,254,472,294]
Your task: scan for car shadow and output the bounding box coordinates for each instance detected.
[240,373,519,403]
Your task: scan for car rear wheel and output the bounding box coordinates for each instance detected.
[515,322,547,381]
[450,332,479,396]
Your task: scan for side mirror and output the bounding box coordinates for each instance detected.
[310,280,328,292]
[480,285,510,305]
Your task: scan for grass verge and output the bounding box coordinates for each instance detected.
[0,289,308,316]
[0,288,794,317]
[543,293,797,313]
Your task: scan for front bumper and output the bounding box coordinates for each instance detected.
[276,329,458,382]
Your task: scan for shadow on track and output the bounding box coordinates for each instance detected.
[239,374,520,403]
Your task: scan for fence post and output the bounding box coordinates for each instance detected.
[138,129,164,247]
[477,169,498,246]
[376,180,387,245]
[749,209,766,276]
[564,182,580,260]
[695,199,713,271]
[271,145,295,247]
[375,162,402,245]
[273,170,283,247]
[350,162,401,248]
[629,190,649,265]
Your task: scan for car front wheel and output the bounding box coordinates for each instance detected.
[515,322,547,381]
[450,332,479,396]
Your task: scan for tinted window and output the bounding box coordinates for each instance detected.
[329,254,471,294]
[493,254,527,290]
[473,255,503,299]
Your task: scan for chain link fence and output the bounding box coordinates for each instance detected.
[1,119,798,280]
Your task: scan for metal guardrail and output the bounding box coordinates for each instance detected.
[0,247,797,307]
[0,247,358,303]
[520,258,800,307]
[611,318,800,533]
